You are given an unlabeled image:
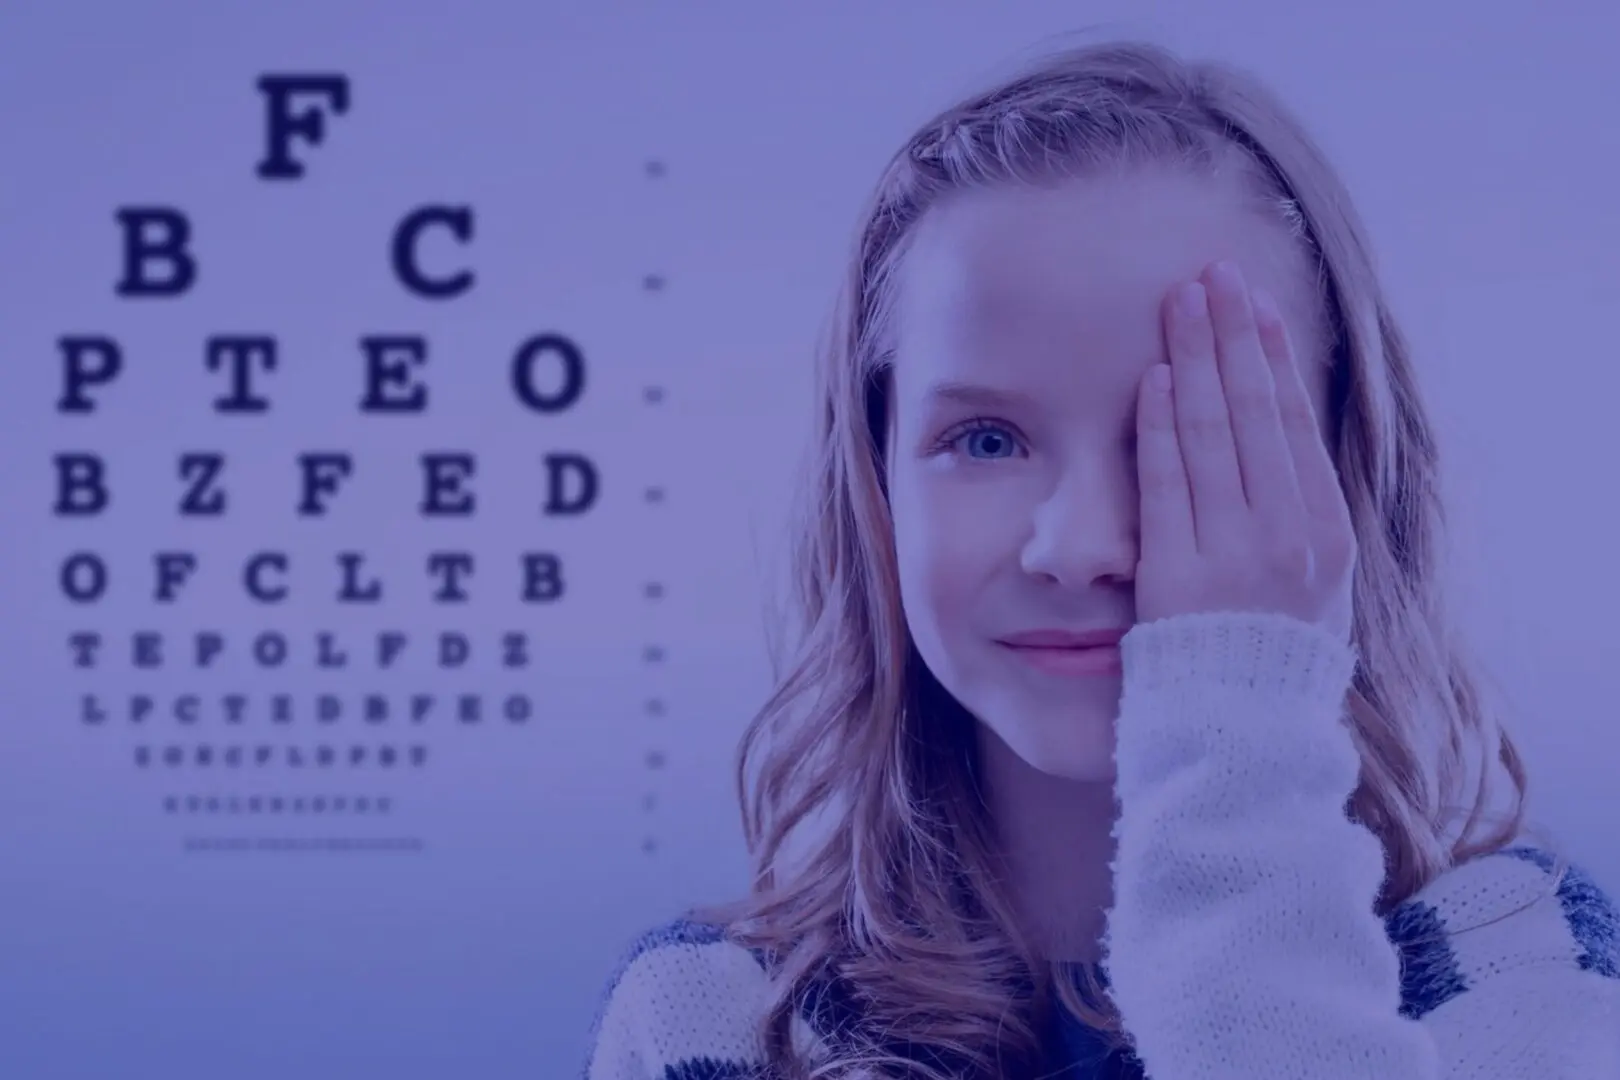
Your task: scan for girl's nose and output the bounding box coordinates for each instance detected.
[1019,470,1138,588]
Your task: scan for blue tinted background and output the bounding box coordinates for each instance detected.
[1,3,1616,1077]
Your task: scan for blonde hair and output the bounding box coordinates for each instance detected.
[697,38,1531,1078]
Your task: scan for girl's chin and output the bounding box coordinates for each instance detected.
[974,711,1119,784]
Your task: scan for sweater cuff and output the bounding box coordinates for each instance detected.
[1121,610,1357,701]
[1114,611,1361,806]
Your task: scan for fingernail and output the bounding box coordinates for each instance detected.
[1178,281,1207,319]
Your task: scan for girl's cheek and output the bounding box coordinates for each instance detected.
[919,485,1029,565]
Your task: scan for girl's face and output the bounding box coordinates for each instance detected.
[886,166,1332,781]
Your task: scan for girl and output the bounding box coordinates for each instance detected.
[585,38,1618,1080]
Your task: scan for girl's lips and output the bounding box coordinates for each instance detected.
[996,627,1128,648]
[997,641,1123,676]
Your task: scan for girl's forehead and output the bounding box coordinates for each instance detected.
[893,170,1326,377]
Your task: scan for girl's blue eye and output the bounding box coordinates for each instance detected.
[957,425,1019,459]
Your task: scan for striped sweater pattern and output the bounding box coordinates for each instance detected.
[584,613,1620,1079]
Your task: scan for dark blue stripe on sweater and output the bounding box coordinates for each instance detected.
[1560,866,1620,979]
[1502,847,1620,979]
[1384,898,1468,1019]
[663,1057,766,1079]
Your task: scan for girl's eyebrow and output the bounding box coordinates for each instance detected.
[919,380,1037,411]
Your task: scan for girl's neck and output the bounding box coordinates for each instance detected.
[975,725,1119,964]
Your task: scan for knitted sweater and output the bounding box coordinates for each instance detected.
[583,613,1620,1079]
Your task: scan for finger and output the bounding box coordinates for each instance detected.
[1163,280,1245,547]
[1135,362,1196,564]
[1203,261,1305,524]
[1250,288,1349,530]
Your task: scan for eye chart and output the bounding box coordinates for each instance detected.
[35,75,686,858]
[0,1,889,1059]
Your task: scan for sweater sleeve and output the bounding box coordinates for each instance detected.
[1102,611,1441,1080]
[580,921,792,1080]
[1421,965,1620,1078]
[1404,848,1620,1078]
[582,966,658,1080]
